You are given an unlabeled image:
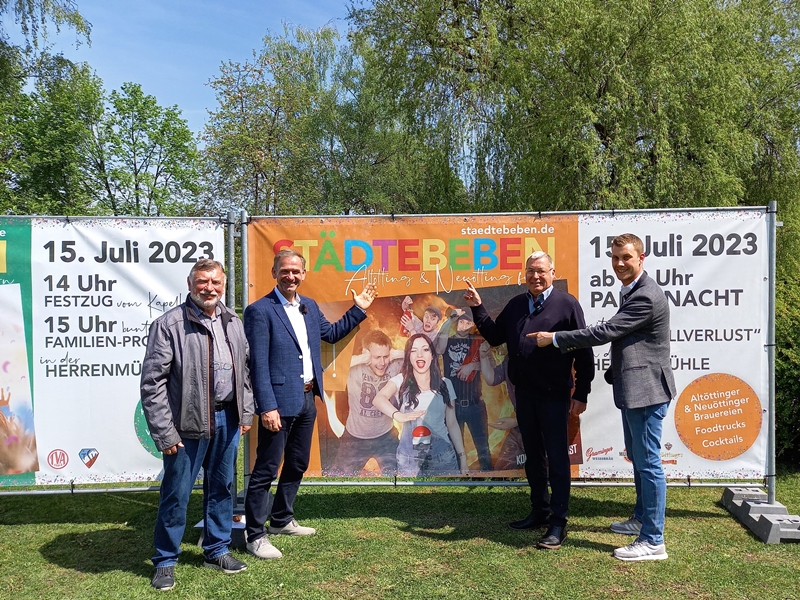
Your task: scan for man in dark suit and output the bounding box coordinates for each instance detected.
[243,248,376,560]
[532,233,676,561]
[464,251,594,550]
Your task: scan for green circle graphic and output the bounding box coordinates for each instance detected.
[134,400,162,458]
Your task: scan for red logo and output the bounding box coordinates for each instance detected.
[585,446,613,460]
[47,449,69,469]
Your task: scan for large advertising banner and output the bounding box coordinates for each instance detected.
[0,218,224,486]
[248,209,769,480]
[577,211,768,479]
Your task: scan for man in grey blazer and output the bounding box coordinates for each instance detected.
[531,233,676,561]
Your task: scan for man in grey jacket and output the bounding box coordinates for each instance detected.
[141,259,255,590]
[531,233,676,562]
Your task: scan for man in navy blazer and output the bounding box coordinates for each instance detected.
[243,248,377,560]
[532,233,676,562]
[464,251,594,551]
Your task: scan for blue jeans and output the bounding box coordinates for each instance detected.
[334,429,398,475]
[621,402,669,545]
[152,406,241,567]
[396,434,459,476]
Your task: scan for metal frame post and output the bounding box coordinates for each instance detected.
[767,201,777,503]
[240,209,251,494]
[226,209,237,309]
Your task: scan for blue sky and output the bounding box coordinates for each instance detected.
[5,0,352,135]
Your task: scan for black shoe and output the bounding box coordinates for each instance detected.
[509,512,550,531]
[151,566,175,591]
[537,525,567,550]
[203,553,247,574]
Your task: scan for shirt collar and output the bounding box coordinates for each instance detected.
[621,272,644,296]
[274,286,301,307]
[527,284,555,304]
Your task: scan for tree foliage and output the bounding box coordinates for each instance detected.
[202,24,466,216]
[0,0,90,46]
[11,55,102,214]
[93,82,200,216]
[0,59,200,216]
[351,0,800,214]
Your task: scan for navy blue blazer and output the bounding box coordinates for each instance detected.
[244,289,366,417]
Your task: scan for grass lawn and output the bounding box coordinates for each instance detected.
[1,472,799,600]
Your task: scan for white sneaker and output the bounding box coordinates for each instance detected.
[610,516,642,535]
[613,539,668,561]
[268,518,316,536]
[246,536,282,559]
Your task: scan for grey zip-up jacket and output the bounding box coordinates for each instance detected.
[141,298,255,452]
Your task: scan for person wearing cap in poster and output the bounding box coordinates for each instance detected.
[464,251,594,550]
[399,296,443,338]
[433,308,494,471]
[529,234,675,561]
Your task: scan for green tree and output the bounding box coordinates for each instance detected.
[203,25,340,215]
[0,0,89,46]
[92,82,200,216]
[352,0,800,213]
[0,41,24,208]
[202,24,466,216]
[11,55,103,214]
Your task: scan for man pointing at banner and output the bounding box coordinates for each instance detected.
[141,259,255,591]
[464,251,594,550]
[243,248,377,560]
[530,233,676,561]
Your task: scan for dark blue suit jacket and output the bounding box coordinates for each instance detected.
[244,289,366,417]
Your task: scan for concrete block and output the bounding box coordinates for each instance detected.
[720,487,767,510]
[722,486,800,544]
[752,514,800,545]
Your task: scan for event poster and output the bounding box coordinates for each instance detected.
[248,210,769,479]
[0,218,225,486]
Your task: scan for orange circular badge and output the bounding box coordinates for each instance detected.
[674,373,762,460]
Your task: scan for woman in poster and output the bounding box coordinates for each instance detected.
[372,333,468,476]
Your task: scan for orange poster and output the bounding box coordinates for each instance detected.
[246,215,581,477]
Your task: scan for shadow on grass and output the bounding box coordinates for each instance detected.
[39,527,153,577]
[9,484,742,576]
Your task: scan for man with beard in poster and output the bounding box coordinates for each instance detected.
[464,251,594,550]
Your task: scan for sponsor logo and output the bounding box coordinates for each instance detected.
[585,446,613,460]
[619,449,632,463]
[79,448,99,468]
[664,442,673,451]
[661,452,683,459]
[568,443,578,456]
[47,449,69,469]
